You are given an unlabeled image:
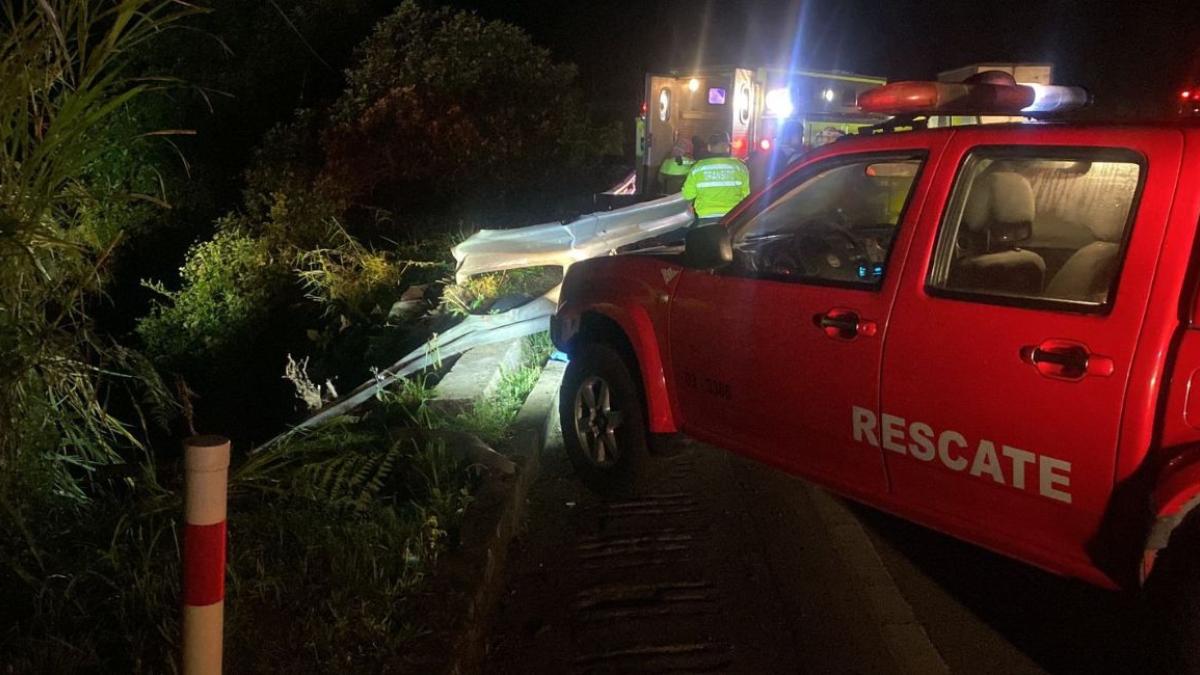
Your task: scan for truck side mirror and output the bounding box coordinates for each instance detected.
[684,225,733,269]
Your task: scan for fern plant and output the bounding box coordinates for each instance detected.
[292,441,406,510]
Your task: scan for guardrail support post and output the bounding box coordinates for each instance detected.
[182,435,230,675]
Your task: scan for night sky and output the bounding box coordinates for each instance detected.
[449,0,1200,119]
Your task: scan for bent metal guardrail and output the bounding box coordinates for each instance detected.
[257,194,693,453]
[252,296,558,454]
[450,193,692,283]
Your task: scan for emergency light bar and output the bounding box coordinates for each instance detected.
[1022,83,1091,113]
[857,79,1090,116]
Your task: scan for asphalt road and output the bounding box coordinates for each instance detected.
[484,435,1142,674]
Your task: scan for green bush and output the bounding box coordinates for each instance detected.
[242,112,348,253]
[296,223,441,320]
[138,228,286,367]
[319,0,621,222]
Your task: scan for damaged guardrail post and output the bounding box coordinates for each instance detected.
[182,435,230,675]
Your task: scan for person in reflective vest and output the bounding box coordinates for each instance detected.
[682,131,751,226]
[657,139,695,195]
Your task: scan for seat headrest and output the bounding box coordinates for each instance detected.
[1085,203,1127,243]
[963,171,1035,231]
[961,171,1035,251]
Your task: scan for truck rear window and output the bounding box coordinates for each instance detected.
[927,148,1144,312]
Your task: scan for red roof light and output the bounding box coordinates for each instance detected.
[858,81,1034,115]
[858,80,1089,116]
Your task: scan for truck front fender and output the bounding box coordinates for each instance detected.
[554,301,678,434]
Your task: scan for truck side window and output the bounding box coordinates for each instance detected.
[729,155,924,287]
[927,149,1144,311]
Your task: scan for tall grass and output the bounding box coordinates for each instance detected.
[0,2,200,670]
[223,412,477,671]
[0,0,200,496]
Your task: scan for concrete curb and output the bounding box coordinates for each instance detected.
[432,338,526,415]
[806,486,950,675]
[445,361,565,675]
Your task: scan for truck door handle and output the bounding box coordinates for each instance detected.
[813,309,877,340]
[1019,340,1114,380]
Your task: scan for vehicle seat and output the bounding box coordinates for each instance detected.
[1043,205,1125,303]
[949,171,1045,295]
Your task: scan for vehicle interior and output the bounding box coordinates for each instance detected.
[725,153,1141,304]
[730,159,921,285]
[934,157,1141,306]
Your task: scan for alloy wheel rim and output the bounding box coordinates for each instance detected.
[573,375,624,466]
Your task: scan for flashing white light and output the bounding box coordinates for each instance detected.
[822,88,836,103]
[688,78,700,93]
[658,87,671,122]
[737,85,752,124]
[1020,83,1091,113]
[765,88,794,118]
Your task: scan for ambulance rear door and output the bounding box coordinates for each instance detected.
[645,74,678,193]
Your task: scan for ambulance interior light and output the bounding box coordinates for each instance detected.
[765,87,794,118]
[760,138,772,151]
[688,78,700,93]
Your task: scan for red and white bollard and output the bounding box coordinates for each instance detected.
[182,435,230,675]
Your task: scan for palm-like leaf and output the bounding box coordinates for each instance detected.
[0,0,202,497]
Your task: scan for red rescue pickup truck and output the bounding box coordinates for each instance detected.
[552,80,1200,669]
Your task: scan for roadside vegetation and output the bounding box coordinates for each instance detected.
[222,332,552,671]
[0,0,604,670]
[443,266,565,316]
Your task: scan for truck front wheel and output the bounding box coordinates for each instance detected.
[559,341,647,493]
[1146,516,1200,673]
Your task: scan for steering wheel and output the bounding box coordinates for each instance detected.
[758,213,868,278]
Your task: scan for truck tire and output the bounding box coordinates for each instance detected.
[1146,517,1200,674]
[559,341,647,494]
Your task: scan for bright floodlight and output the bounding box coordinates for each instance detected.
[765,88,794,118]
[822,88,836,103]
[688,78,700,93]
[1020,83,1090,113]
